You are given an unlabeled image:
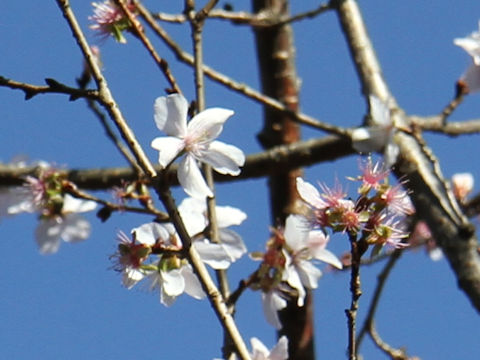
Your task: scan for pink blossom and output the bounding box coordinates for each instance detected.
[151,94,245,199]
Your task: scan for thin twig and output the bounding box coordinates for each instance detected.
[356,249,402,353]
[153,3,332,28]
[136,1,348,136]
[0,75,99,101]
[157,186,252,360]
[65,183,168,220]
[55,0,157,178]
[346,233,362,360]
[369,321,409,360]
[113,0,181,94]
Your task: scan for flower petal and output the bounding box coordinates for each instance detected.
[180,265,206,300]
[269,336,289,360]
[261,291,287,329]
[369,95,391,127]
[194,240,231,269]
[314,248,343,269]
[202,141,245,175]
[461,63,480,93]
[178,155,213,199]
[60,214,91,243]
[283,214,308,251]
[216,205,247,228]
[352,126,389,153]
[133,222,169,246]
[62,194,97,213]
[219,229,247,261]
[161,269,185,297]
[296,178,326,209]
[153,94,188,136]
[35,219,62,254]
[151,136,185,168]
[187,108,234,142]
[178,197,207,236]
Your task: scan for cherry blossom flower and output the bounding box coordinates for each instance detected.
[356,157,390,193]
[451,172,474,202]
[283,215,342,306]
[123,222,205,306]
[89,1,136,43]
[351,95,399,167]
[380,183,414,216]
[178,197,247,269]
[151,93,245,199]
[35,194,97,254]
[454,21,480,93]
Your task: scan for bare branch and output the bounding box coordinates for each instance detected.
[136,1,348,136]
[0,75,99,101]
[113,0,182,94]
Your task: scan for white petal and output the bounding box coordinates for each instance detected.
[269,336,289,360]
[161,269,185,297]
[151,136,185,168]
[35,219,62,254]
[369,95,391,127]
[202,141,245,175]
[153,94,188,136]
[454,38,480,65]
[384,141,399,168]
[296,260,322,289]
[180,265,206,299]
[296,177,327,209]
[194,240,231,269]
[133,222,169,246]
[284,263,306,306]
[262,291,287,329]
[461,64,480,93]
[187,108,234,142]
[216,205,247,228]
[314,248,343,269]
[178,155,213,199]
[122,268,145,289]
[60,214,91,243]
[352,126,389,153]
[219,229,247,261]
[283,215,309,251]
[62,194,97,213]
[250,337,270,358]
[178,197,207,236]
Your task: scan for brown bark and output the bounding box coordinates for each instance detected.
[251,1,314,359]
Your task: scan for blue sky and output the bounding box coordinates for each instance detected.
[1,1,480,359]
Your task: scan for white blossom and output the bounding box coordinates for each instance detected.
[282,215,342,306]
[35,195,97,254]
[352,95,399,167]
[178,197,247,269]
[454,21,480,93]
[151,94,245,199]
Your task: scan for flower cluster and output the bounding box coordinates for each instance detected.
[1,163,97,254]
[151,93,245,199]
[89,0,137,43]
[454,21,480,93]
[250,214,342,329]
[297,159,413,252]
[112,197,247,306]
